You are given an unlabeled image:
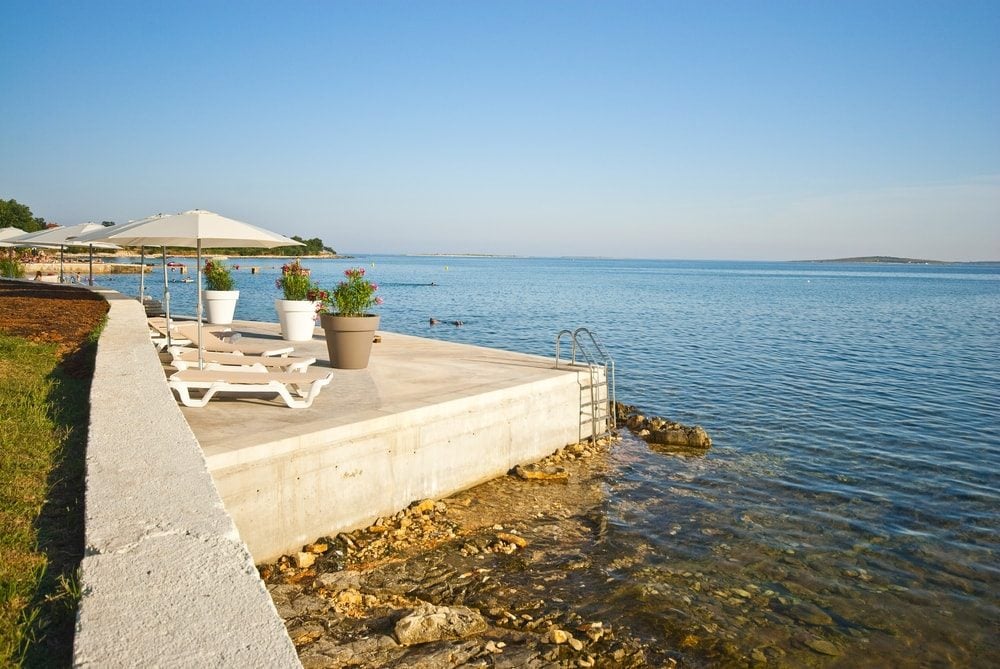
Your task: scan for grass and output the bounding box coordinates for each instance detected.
[0,330,97,667]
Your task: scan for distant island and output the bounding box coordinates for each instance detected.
[805,256,946,264]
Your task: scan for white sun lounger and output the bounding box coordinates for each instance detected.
[170,349,316,372]
[167,322,295,357]
[168,368,334,409]
[147,318,228,350]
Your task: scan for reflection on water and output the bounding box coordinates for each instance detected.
[101,257,1000,665]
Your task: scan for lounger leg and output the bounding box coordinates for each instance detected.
[169,382,219,408]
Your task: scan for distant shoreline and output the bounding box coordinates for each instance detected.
[802,255,945,264]
[799,255,999,265]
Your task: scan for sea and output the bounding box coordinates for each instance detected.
[98,255,999,666]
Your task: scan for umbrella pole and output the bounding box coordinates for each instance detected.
[139,246,145,302]
[88,246,94,286]
[59,245,65,283]
[197,241,204,370]
[162,247,171,348]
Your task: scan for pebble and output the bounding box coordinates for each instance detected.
[806,638,841,656]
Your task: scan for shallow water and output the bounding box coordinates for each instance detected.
[102,256,1000,665]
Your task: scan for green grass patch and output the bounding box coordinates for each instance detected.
[0,333,94,667]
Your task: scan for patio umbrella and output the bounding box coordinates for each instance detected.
[0,227,27,246]
[74,215,166,301]
[8,222,120,283]
[78,209,303,368]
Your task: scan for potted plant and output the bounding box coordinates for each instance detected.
[274,259,321,341]
[203,259,239,324]
[318,267,383,369]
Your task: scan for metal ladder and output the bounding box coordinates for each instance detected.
[555,327,616,444]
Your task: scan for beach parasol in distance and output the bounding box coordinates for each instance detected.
[78,209,303,368]
[7,222,120,283]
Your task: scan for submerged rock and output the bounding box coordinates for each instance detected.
[513,463,570,482]
[805,638,841,656]
[394,602,488,645]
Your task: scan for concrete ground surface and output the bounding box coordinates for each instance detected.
[170,319,590,562]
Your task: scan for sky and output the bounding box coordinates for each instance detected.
[2,1,998,261]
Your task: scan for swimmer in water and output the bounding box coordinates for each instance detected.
[451,320,463,326]
[429,317,439,325]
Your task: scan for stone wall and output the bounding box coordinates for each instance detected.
[73,289,299,667]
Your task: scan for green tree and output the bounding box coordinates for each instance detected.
[0,198,46,232]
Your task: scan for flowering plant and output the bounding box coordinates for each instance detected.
[275,259,317,300]
[203,259,235,291]
[319,267,383,316]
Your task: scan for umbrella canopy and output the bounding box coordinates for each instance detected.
[8,222,120,248]
[73,214,168,299]
[76,209,302,249]
[79,209,304,368]
[0,227,27,247]
[8,222,120,282]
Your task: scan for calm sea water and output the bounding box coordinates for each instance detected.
[100,256,999,666]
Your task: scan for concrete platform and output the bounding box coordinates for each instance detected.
[179,320,592,562]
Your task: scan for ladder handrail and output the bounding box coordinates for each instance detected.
[554,327,616,442]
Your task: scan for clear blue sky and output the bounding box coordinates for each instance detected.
[2,1,998,260]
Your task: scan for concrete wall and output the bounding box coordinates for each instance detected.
[74,290,299,667]
[206,373,583,563]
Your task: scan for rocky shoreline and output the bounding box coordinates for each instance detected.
[259,409,720,668]
[260,437,675,668]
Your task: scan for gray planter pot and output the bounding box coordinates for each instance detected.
[319,314,380,369]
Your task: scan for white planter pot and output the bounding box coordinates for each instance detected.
[204,290,239,325]
[275,299,319,341]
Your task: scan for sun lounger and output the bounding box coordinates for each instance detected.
[147,318,228,349]
[167,322,294,357]
[168,368,334,409]
[170,349,316,372]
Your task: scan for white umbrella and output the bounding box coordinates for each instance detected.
[74,214,167,303]
[78,209,303,368]
[0,227,27,247]
[8,222,120,283]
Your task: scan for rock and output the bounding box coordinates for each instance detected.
[648,427,711,449]
[549,628,570,644]
[806,638,841,656]
[568,636,584,651]
[491,645,548,669]
[289,594,330,617]
[314,569,362,593]
[305,542,328,554]
[578,656,595,667]
[783,602,834,626]
[267,583,300,606]
[336,588,363,606]
[514,463,570,482]
[289,621,324,647]
[410,498,436,514]
[394,603,487,645]
[626,414,646,430]
[496,532,528,548]
[294,551,316,569]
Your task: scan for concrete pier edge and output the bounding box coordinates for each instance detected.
[73,289,300,667]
